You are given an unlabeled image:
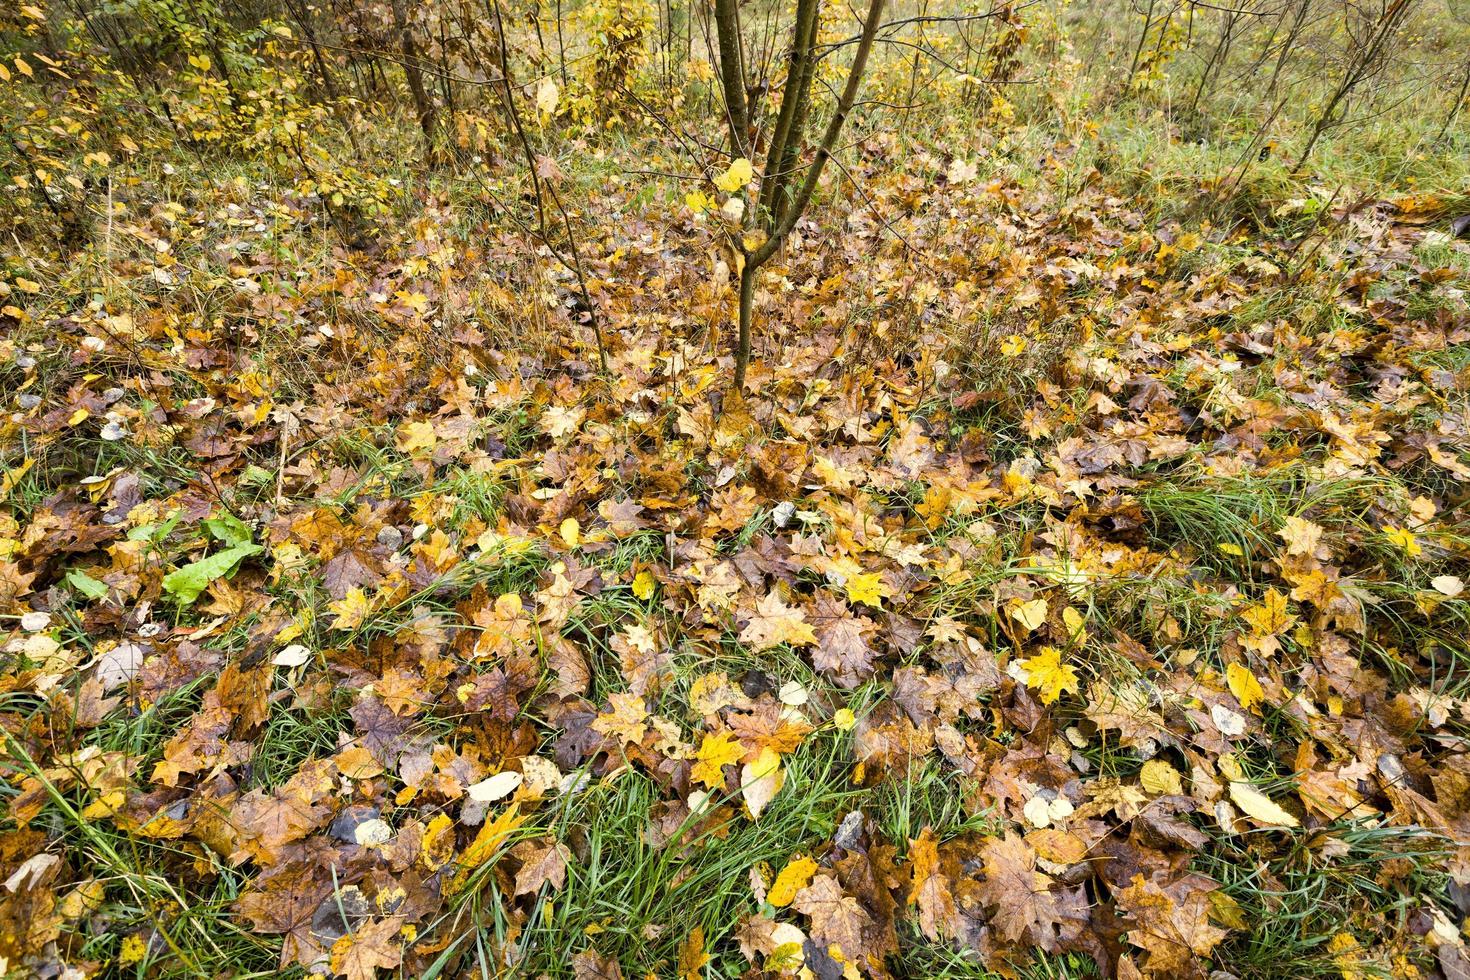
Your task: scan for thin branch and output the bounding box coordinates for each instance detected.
[751,0,887,268]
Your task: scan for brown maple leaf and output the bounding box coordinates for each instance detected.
[230,788,332,866]
[329,915,403,980]
[909,827,958,941]
[233,860,335,970]
[571,948,625,980]
[808,594,878,687]
[597,498,647,537]
[791,873,870,961]
[511,837,570,896]
[973,831,1088,953]
[322,547,383,600]
[725,696,813,758]
[290,506,386,599]
[350,695,412,767]
[1116,872,1229,975]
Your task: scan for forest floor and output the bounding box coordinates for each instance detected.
[4,15,1470,980]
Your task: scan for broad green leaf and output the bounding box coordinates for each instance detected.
[67,569,109,599]
[204,512,253,548]
[162,543,262,604]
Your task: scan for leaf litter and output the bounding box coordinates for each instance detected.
[2,76,1470,980]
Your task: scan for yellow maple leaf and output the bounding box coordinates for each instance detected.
[768,854,818,907]
[1241,587,1293,637]
[396,420,436,455]
[591,691,648,746]
[844,571,888,608]
[1382,525,1421,557]
[739,591,816,651]
[1019,646,1079,704]
[421,813,457,870]
[1329,933,1367,980]
[328,588,373,630]
[81,788,125,820]
[685,190,716,214]
[395,289,428,314]
[1277,515,1324,557]
[689,672,740,715]
[118,935,147,965]
[691,731,744,789]
[907,827,942,905]
[448,803,527,894]
[678,926,710,980]
[542,405,586,440]
[632,569,656,600]
[459,803,525,869]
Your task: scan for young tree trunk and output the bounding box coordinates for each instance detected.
[1439,55,1470,142]
[730,0,887,390]
[714,0,751,158]
[489,0,608,371]
[283,0,361,154]
[1128,0,1159,82]
[758,0,819,222]
[388,0,437,155]
[736,260,757,390]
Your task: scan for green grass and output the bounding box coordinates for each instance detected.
[0,717,285,977]
[455,728,867,979]
[1200,822,1452,980]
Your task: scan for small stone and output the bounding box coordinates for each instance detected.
[352,818,393,847]
[739,669,774,699]
[310,886,370,943]
[328,805,380,843]
[832,810,864,850]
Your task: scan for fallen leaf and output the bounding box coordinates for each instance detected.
[768,853,818,908]
[1010,597,1048,632]
[467,770,524,803]
[791,873,869,959]
[739,591,816,651]
[691,731,744,790]
[512,838,570,896]
[1226,662,1265,712]
[1228,781,1299,828]
[1020,646,1079,704]
[1140,758,1183,796]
